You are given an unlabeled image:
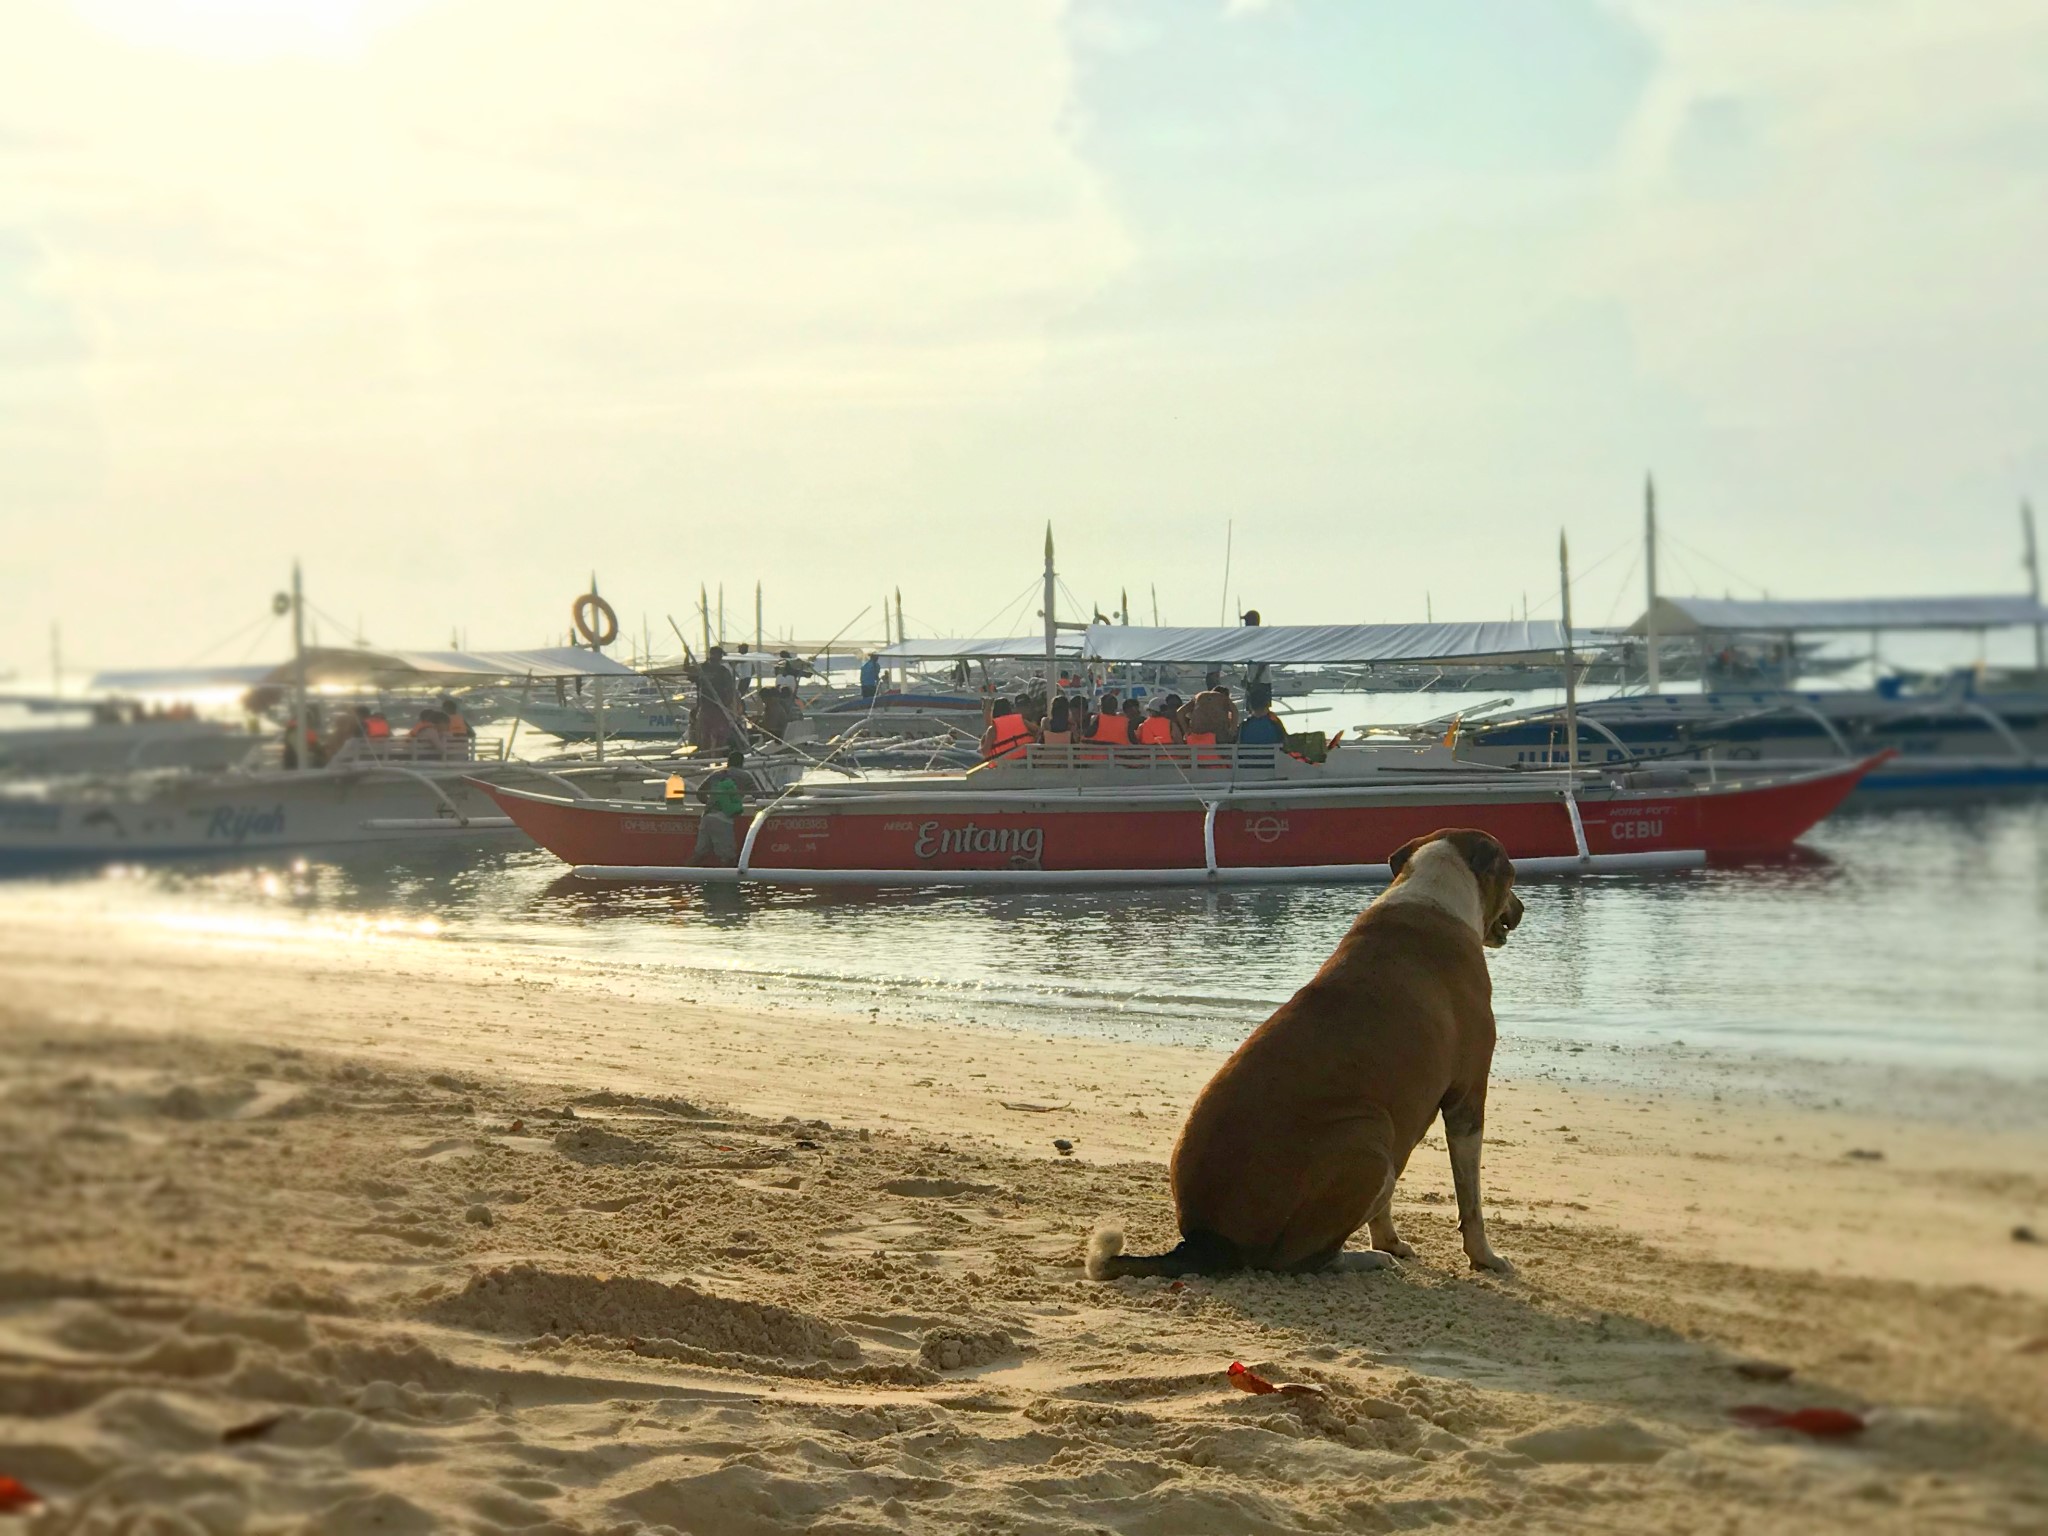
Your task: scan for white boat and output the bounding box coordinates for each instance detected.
[1438,594,2048,798]
[0,615,752,865]
[515,686,687,742]
[0,712,259,777]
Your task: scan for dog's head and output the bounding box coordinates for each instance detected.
[1388,828,1524,948]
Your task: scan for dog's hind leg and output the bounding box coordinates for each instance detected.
[1269,1124,1401,1273]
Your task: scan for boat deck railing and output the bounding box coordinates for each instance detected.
[979,741,1298,781]
[328,737,491,768]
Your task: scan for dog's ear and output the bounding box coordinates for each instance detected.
[1388,834,1433,878]
[1450,829,1513,879]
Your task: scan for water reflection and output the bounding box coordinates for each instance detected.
[5,800,2043,1079]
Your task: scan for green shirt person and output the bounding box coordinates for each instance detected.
[693,749,753,865]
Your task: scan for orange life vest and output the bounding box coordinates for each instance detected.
[1183,731,1216,745]
[984,712,1033,759]
[364,715,392,739]
[445,711,471,736]
[1087,713,1129,745]
[1137,716,1174,745]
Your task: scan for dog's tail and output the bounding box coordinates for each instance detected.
[1085,1227,1239,1280]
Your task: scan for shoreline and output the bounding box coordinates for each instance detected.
[2,903,2044,1302]
[7,872,2047,1133]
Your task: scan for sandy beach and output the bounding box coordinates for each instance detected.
[2,906,2046,1534]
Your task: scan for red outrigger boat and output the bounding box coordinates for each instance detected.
[475,742,1884,888]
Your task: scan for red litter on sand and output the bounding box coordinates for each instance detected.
[1229,1361,1278,1395]
[1729,1405,1867,1439]
[0,1476,42,1512]
[1227,1362,1322,1398]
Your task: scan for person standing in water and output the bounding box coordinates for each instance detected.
[692,747,754,866]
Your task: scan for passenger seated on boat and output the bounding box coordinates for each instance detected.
[1040,697,1075,747]
[692,748,753,866]
[1137,697,1180,746]
[1087,693,1129,745]
[1237,683,1287,747]
[980,698,1035,760]
[1122,698,1145,741]
[282,713,329,770]
[407,709,447,754]
[363,708,392,741]
[440,697,471,737]
[324,708,366,759]
[1179,672,1238,745]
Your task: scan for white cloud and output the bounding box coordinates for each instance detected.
[0,0,1132,664]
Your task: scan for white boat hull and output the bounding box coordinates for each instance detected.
[0,768,531,865]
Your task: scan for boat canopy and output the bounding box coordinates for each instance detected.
[1080,621,1568,667]
[1628,595,2048,636]
[83,663,283,695]
[876,635,1087,662]
[296,646,644,686]
[90,646,641,695]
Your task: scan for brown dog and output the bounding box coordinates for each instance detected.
[1088,828,1523,1279]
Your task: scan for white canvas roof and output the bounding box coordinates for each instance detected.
[1081,621,1569,667]
[877,635,1086,662]
[297,646,644,685]
[1628,595,2048,635]
[86,663,285,695]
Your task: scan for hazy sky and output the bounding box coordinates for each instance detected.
[5,0,2046,677]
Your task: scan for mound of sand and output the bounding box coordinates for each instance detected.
[426,1263,847,1361]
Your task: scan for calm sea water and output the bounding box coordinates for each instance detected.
[5,795,2043,1118]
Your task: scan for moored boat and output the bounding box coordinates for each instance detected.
[476,742,1884,888]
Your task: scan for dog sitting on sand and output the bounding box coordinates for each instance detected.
[1088,828,1523,1279]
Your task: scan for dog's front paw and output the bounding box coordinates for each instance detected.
[1465,1248,1515,1276]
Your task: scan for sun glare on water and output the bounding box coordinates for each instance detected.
[73,0,418,61]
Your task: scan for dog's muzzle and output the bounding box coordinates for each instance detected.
[1485,891,1525,948]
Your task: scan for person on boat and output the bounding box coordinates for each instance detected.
[1121,698,1145,738]
[1040,696,1075,746]
[692,747,754,866]
[1087,692,1130,745]
[1179,672,1238,744]
[980,697,1035,760]
[283,711,329,769]
[407,709,447,754]
[760,684,799,742]
[1237,683,1288,747]
[363,707,392,741]
[1137,696,1180,746]
[691,646,743,752]
[323,707,365,760]
[439,696,472,738]
[859,652,882,702]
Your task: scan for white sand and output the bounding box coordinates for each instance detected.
[2,906,2046,1533]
